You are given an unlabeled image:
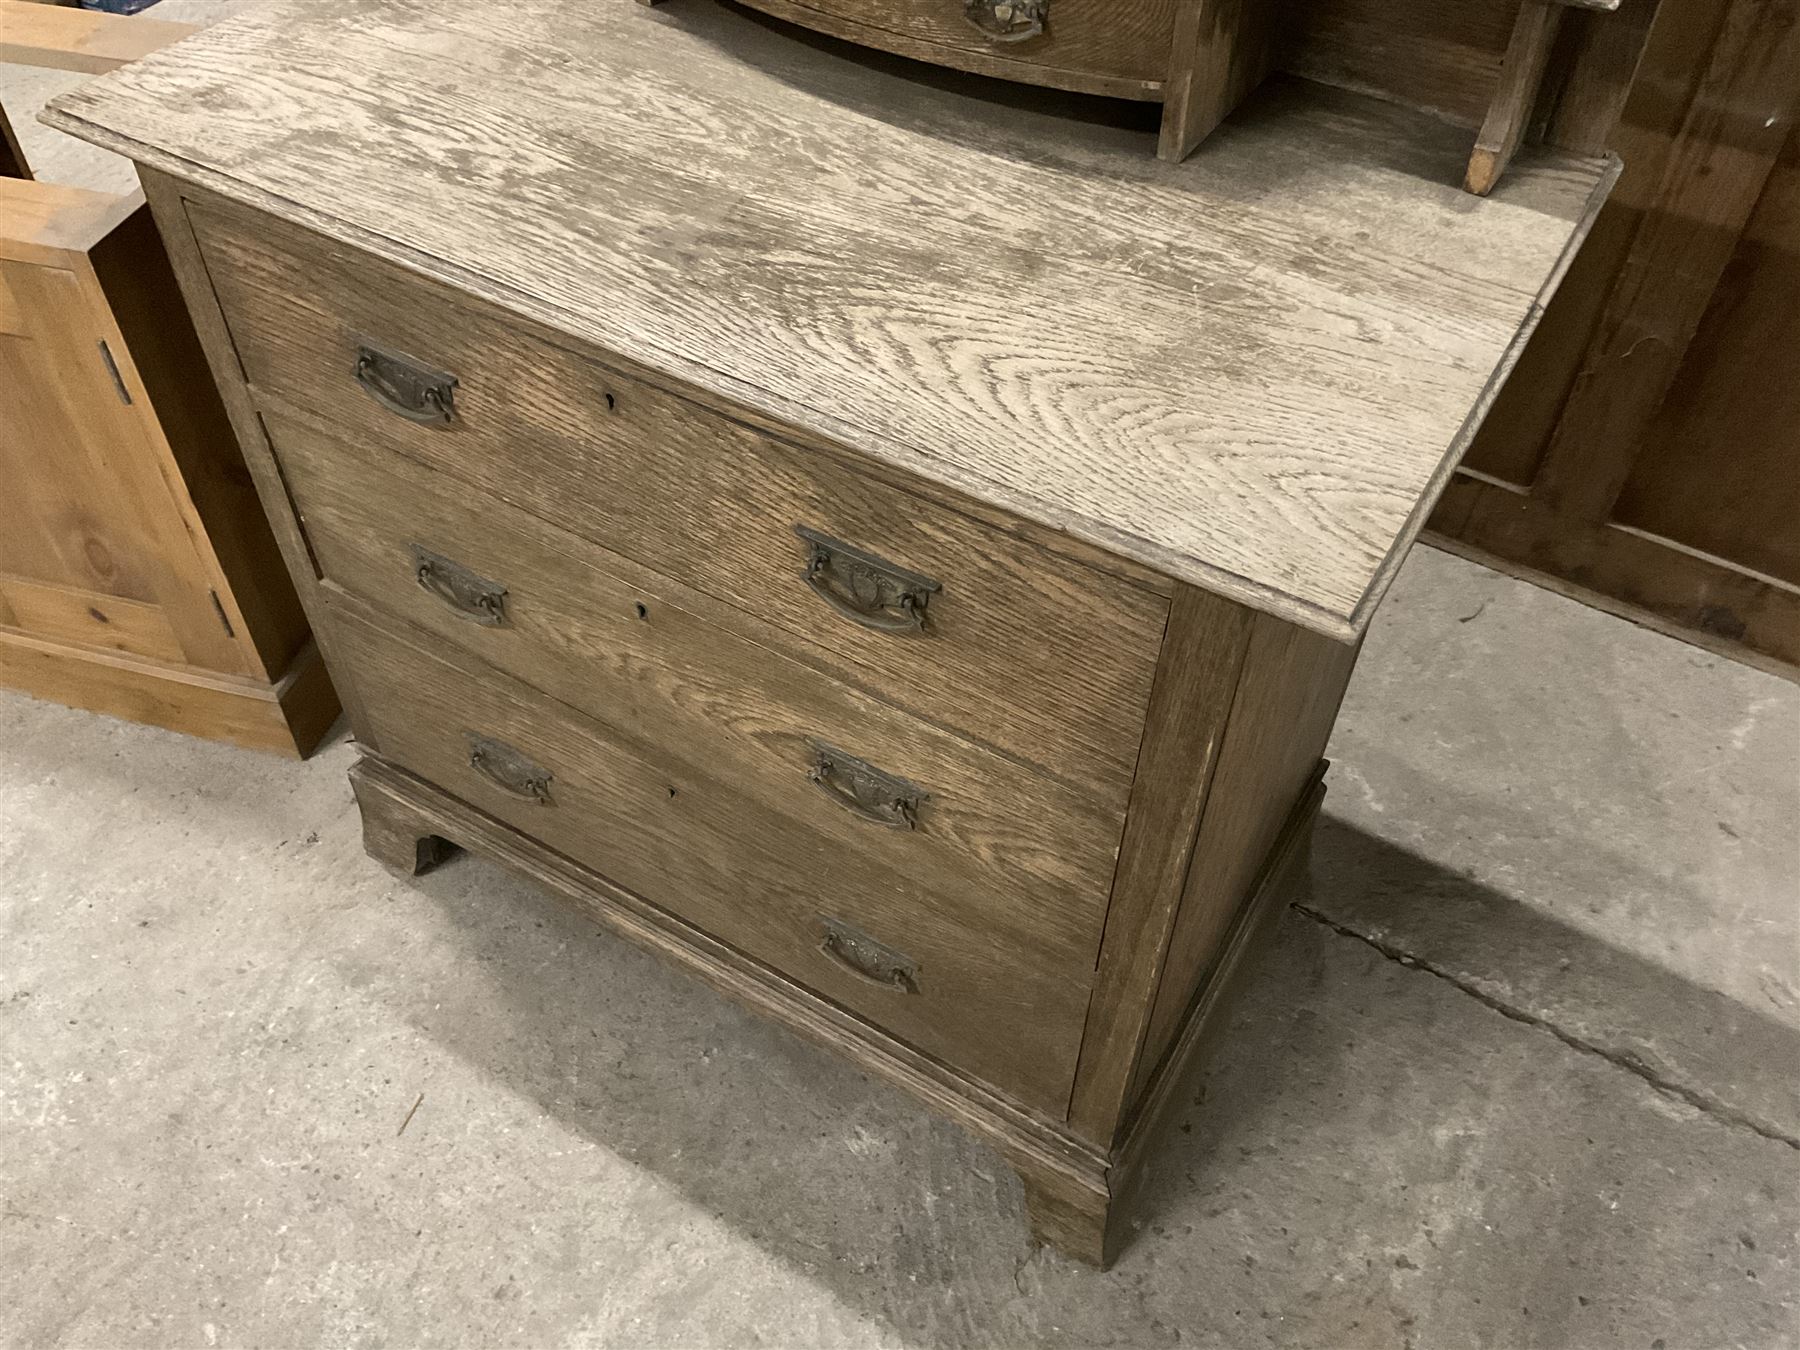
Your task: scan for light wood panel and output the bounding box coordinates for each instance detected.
[0,629,336,756]
[0,250,241,672]
[0,0,194,73]
[0,8,333,750]
[0,573,184,662]
[44,0,1616,639]
[0,176,137,260]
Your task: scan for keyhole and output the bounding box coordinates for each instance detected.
[604,392,617,412]
[634,602,648,620]
[666,786,678,798]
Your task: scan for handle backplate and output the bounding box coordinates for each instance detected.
[412,544,507,626]
[354,339,458,424]
[963,0,1047,42]
[807,741,925,830]
[795,525,940,634]
[466,732,553,805]
[819,915,920,994]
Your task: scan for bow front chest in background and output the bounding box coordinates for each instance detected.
[47,0,1643,1264]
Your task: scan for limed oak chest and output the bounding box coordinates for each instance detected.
[48,0,1624,1265]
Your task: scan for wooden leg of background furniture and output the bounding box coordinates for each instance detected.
[349,757,455,877]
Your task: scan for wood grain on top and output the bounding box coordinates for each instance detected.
[42,0,1616,636]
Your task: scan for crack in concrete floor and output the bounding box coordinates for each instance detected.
[1295,902,1800,1151]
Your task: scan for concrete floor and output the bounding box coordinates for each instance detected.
[5,13,1800,1346]
[3,541,1795,1348]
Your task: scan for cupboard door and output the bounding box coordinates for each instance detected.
[1429,0,1800,673]
[0,249,242,672]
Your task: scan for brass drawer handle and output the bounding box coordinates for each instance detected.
[963,0,1046,42]
[819,915,920,994]
[466,732,553,805]
[795,525,940,634]
[808,741,925,830]
[412,545,507,625]
[354,340,458,424]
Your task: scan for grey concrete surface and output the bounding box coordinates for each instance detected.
[1319,549,1800,1148]
[2,544,1795,1349]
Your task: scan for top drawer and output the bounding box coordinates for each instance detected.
[736,0,1180,91]
[187,196,1167,802]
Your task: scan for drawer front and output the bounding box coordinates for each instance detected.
[752,0,1179,87]
[328,599,1095,1115]
[268,412,1121,962]
[188,198,1165,805]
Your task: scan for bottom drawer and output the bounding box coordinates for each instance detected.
[328,599,1094,1116]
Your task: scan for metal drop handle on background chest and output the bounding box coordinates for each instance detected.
[964,0,1046,42]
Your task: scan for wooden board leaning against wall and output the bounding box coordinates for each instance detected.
[1429,0,1800,678]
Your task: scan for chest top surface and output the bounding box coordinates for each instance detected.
[44,0,1615,638]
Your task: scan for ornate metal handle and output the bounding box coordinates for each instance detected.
[795,525,940,634]
[353,340,458,424]
[807,741,925,830]
[819,915,920,994]
[963,0,1046,42]
[466,732,553,805]
[412,545,507,626]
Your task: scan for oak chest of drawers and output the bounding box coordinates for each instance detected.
[49,0,1623,1265]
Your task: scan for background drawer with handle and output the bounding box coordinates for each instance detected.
[187,196,1167,805]
[268,412,1123,964]
[748,0,1180,88]
[327,598,1097,1116]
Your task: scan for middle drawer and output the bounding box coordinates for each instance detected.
[269,412,1124,967]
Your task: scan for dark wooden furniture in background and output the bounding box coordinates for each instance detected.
[49,0,1650,1264]
[0,0,336,753]
[710,0,1647,175]
[1430,0,1800,677]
